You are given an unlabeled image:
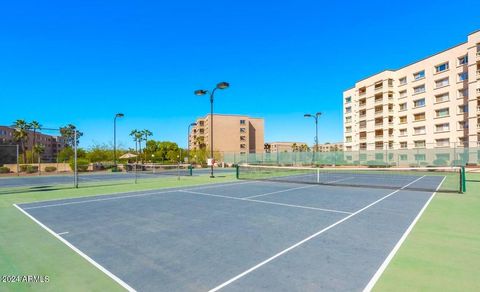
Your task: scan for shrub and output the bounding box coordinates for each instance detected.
[44,166,57,172]
[20,165,30,172]
[0,166,10,174]
[25,165,38,173]
[69,158,90,172]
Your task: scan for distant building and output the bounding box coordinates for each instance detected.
[317,142,344,152]
[267,142,309,153]
[0,126,67,162]
[189,114,264,154]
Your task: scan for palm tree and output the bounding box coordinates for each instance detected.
[12,119,29,163]
[141,129,153,161]
[291,143,298,152]
[29,120,42,163]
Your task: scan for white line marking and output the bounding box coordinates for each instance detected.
[20,181,258,210]
[14,204,136,292]
[244,185,316,199]
[362,175,444,292]
[180,190,352,215]
[57,231,69,236]
[15,179,251,207]
[207,175,426,292]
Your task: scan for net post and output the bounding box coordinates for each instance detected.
[16,144,20,176]
[316,168,320,183]
[74,129,78,188]
[236,164,239,179]
[189,165,193,176]
[461,166,466,193]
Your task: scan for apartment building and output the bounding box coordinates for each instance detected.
[317,142,344,152]
[266,142,309,153]
[189,114,264,154]
[343,30,480,158]
[0,126,67,162]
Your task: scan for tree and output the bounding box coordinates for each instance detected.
[29,120,42,163]
[141,129,153,161]
[129,129,143,162]
[12,119,29,163]
[291,143,298,152]
[33,143,45,163]
[60,124,83,147]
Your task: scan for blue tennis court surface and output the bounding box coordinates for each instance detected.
[16,176,442,291]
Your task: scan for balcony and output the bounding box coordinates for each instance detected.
[375,123,383,128]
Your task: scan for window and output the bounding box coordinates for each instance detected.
[414,140,426,148]
[399,116,407,124]
[414,112,425,121]
[435,62,449,73]
[400,154,408,160]
[414,85,425,94]
[435,123,449,132]
[458,88,468,98]
[345,116,352,123]
[414,126,426,135]
[436,108,449,117]
[359,121,366,128]
[458,121,468,129]
[399,128,407,136]
[346,136,352,142]
[413,98,425,108]
[400,142,408,149]
[435,77,449,88]
[240,136,246,141]
[436,138,450,147]
[414,70,425,80]
[399,102,407,111]
[399,90,407,98]
[435,93,449,103]
[240,119,246,125]
[458,72,468,81]
[345,96,351,103]
[458,105,468,113]
[345,126,352,132]
[458,55,468,65]
[415,154,426,160]
[240,144,246,149]
[399,77,407,85]
[240,128,246,133]
[345,106,351,113]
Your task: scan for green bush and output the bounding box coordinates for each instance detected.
[44,166,57,172]
[26,165,38,173]
[69,158,90,172]
[0,166,10,174]
[19,165,30,172]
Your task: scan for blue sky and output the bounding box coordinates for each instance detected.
[1,0,479,149]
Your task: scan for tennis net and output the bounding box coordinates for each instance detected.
[236,164,465,193]
[125,163,192,176]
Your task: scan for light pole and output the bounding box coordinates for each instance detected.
[194,82,229,178]
[113,113,124,171]
[187,122,197,164]
[304,112,322,163]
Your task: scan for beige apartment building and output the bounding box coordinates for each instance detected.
[343,30,480,162]
[189,114,264,154]
[266,142,309,153]
[0,126,66,162]
[317,142,344,152]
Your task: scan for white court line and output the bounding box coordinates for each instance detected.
[244,185,316,199]
[13,204,136,292]
[20,180,258,210]
[207,175,426,292]
[362,175,445,292]
[57,231,69,236]
[180,190,352,215]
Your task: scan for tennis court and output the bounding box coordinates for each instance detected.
[14,165,453,291]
